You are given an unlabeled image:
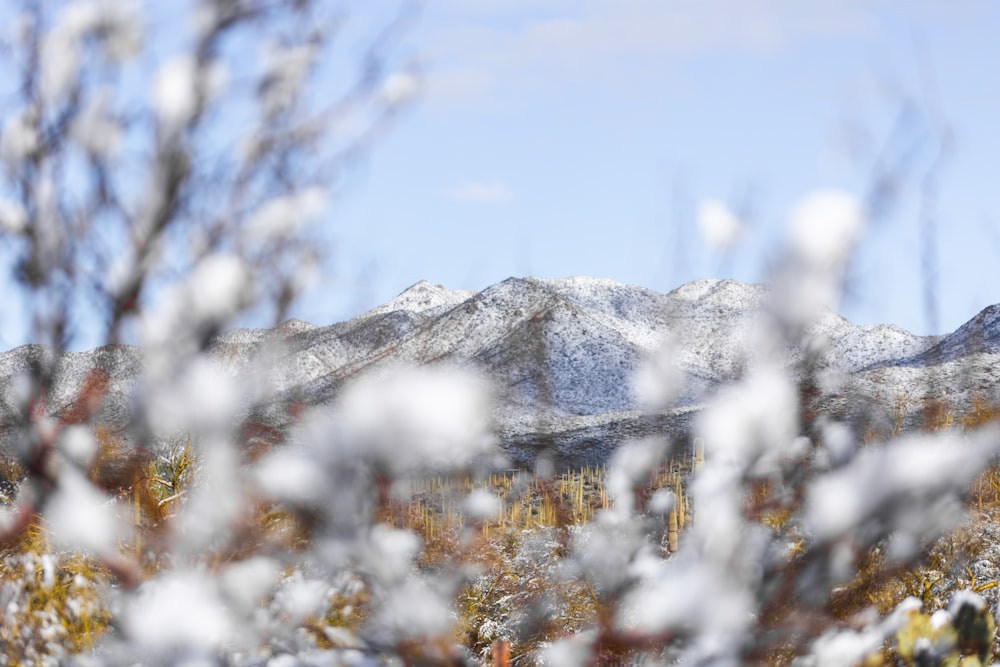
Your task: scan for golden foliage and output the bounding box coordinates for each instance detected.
[0,520,112,665]
[5,392,1000,663]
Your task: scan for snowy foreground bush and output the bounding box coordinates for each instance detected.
[2,2,1000,666]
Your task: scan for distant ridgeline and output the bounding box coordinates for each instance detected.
[2,277,1000,469]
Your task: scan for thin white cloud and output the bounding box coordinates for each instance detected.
[697,199,744,251]
[422,0,879,107]
[443,181,515,203]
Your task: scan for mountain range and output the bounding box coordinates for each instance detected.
[2,277,999,468]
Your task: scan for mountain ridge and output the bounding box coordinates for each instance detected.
[1,277,996,467]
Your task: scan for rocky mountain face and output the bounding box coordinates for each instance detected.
[2,277,999,468]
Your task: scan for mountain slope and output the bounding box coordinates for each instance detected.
[0,276,995,467]
[901,304,1000,366]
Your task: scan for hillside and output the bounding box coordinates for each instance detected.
[1,276,997,467]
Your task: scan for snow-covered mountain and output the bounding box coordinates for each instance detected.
[1,277,997,467]
[899,304,1000,366]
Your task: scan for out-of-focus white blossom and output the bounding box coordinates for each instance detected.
[220,556,282,614]
[697,199,743,251]
[806,432,990,542]
[5,370,37,412]
[568,518,643,596]
[40,7,88,103]
[463,488,501,520]
[807,599,923,667]
[247,187,328,241]
[647,487,675,515]
[154,55,224,128]
[380,72,420,106]
[606,438,665,514]
[32,169,63,268]
[178,440,243,554]
[40,553,55,589]
[71,89,122,157]
[687,463,760,570]
[539,634,595,667]
[948,588,987,616]
[327,365,495,473]
[143,254,253,351]
[260,41,316,118]
[45,468,123,554]
[271,572,329,623]
[807,627,884,667]
[632,337,684,410]
[930,608,952,629]
[104,250,137,299]
[255,447,328,505]
[1,112,39,165]
[0,198,27,233]
[39,1,140,104]
[96,0,142,61]
[788,190,864,269]
[147,357,239,436]
[189,255,252,322]
[369,578,453,642]
[696,364,798,471]
[618,556,754,658]
[125,570,234,652]
[366,524,421,584]
[818,420,855,468]
[154,55,198,126]
[771,190,866,327]
[58,425,98,467]
[191,3,222,39]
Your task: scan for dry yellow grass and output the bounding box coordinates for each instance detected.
[0,519,112,665]
[6,391,1000,664]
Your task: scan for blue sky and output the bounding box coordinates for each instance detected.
[1,1,997,350]
[301,0,1000,337]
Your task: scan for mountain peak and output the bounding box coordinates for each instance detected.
[668,278,767,308]
[364,280,475,318]
[905,303,1000,364]
[279,318,316,335]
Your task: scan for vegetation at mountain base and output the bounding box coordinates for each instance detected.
[0,391,998,665]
